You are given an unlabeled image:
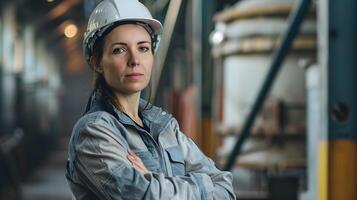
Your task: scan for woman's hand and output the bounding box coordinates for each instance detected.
[127,149,150,175]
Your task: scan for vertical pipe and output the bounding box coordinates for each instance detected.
[191,0,203,143]
[317,0,329,199]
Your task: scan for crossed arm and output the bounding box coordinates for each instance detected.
[74,122,236,199]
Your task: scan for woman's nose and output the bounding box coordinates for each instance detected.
[127,49,140,67]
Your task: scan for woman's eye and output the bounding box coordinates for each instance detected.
[113,47,125,54]
[139,46,150,52]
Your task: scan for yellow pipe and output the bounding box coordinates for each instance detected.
[319,140,357,200]
[318,140,328,200]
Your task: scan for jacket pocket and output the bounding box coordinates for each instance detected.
[165,146,185,176]
[135,151,161,173]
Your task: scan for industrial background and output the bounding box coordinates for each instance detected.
[0,0,356,199]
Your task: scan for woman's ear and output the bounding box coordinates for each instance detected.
[90,56,103,74]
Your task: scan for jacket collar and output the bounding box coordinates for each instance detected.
[84,90,172,134]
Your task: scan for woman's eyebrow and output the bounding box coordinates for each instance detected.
[110,42,127,47]
[138,41,151,45]
[110,41,150,47]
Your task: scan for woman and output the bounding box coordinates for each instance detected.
[66,0,236,199]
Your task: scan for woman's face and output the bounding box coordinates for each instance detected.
[98,24,153,95]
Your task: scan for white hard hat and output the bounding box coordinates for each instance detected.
[83,0,163,63]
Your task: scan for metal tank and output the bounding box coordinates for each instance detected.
[211,0,316,197]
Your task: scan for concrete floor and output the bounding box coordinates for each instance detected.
[21,137,72,200]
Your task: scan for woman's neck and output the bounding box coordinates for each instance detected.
[114,92,143,126]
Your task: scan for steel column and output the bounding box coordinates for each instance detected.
[318,0,357,199]
[152,0,183,101]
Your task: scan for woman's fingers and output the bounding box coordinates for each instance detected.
[128,149,135,156]
[132,160,149,174]
[127,149,150,174]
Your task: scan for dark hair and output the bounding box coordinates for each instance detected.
[91,24,153,113]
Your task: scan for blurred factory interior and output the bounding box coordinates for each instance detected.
[0,0,356,199]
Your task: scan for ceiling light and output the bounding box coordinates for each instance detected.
[47,0,55,2]
[64,24,78,38]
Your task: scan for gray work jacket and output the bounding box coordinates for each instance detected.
[66,92,236,199]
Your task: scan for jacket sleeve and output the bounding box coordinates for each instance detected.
[74,122,235,200]
[174,122,236,200]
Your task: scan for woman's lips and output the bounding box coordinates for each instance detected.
[125,73,144,80]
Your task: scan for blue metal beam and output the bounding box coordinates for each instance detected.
[328,0,357,139]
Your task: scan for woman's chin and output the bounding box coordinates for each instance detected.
[115,85,148,95]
